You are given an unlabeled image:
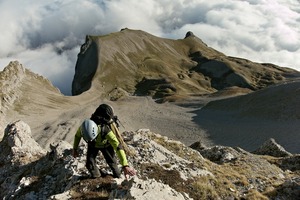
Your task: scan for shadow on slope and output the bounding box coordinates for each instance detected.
[72,35,99,96]
[191,80,300,153]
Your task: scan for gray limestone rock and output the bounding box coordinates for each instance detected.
[197,145,240,164]
[1,120,46,166]
[253,138,292,157]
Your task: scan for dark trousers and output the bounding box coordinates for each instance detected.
[86,142,121,178]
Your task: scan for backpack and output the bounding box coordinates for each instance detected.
[90,104,134,156]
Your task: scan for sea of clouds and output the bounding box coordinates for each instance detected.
[0,0,299,95]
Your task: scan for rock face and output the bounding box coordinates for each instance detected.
[253,138,293,157]
[72,35,99,96]
[196,145,241,164]
[0,61,27,139]
[0,61,61,114]
[72,29,299,100]
[0,61,26,112]
[1,121,299,200]
[1,120,46,165]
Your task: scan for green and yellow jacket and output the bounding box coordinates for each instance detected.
[73,124,128,167]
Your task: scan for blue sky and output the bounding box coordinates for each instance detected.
[0,0,299,95]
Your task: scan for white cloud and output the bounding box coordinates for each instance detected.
[0,0,299,95]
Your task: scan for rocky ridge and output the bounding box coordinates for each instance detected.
[1,120,299,199]
[0,61,63,140]
[72,29,299,102]
[0,61,61,112]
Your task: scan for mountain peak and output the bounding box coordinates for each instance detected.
[0,61,26,111]
[184,31,195,38]
[72,29,299,102]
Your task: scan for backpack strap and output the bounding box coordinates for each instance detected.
[100,124,111,138]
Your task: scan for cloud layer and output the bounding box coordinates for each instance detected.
[0,0,299,95]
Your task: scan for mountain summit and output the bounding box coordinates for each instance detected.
[72,29,298,102]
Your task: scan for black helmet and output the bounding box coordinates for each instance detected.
[91,104,114,124]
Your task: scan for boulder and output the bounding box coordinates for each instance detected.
[0,120,46,165]
[253,138,292,157]
[49,140,73,160]
[110,177,191,200]
[196,145,240,164]
[189,140,208,151]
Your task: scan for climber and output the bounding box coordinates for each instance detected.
[72,104,136,179]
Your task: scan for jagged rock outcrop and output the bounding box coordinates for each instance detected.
[0,120,46,166]
[195,145,241,164]
[0,61,61,113]
[0,61,26,112]
[0,121,198,199]
[1,121,300,200]
[0,61,64,133]
[0,61,27,139]
[253,138,293,157]
[72,29,299,101]
[0,121,81,199]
